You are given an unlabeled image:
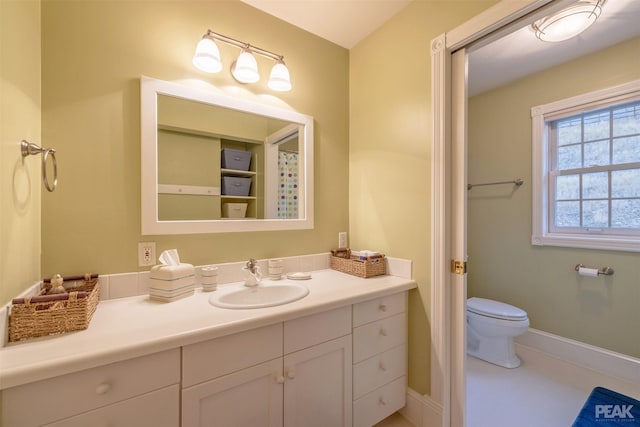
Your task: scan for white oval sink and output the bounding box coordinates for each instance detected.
[209,282,309,309]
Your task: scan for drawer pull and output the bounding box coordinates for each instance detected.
[275,375,285,384]
[379,327,388,337]
[95,382,111,395]
[379,303,387,312]
[379,396,387,406]
[378,361,387,372]
[286,368,296,379]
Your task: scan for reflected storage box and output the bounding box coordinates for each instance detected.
[223,202,248,218]
[222,176,252,196]
[8,274,100,342]
[221,148,251,171]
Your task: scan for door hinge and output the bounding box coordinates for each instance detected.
[451,259,467,275]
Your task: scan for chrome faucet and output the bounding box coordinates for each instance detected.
[243,258,262,287]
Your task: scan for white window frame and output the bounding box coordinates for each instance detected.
[531,79,640,252]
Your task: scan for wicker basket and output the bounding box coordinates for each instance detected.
[8,275,100,343]
[330,250,386,278]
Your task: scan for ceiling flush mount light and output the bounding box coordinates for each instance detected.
[193,29,292,91]
[531,0,606,42]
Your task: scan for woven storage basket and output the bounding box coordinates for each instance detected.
[330,252,386,278]
[8,275,100,342]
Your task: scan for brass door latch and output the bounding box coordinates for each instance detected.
[451,259,467,275]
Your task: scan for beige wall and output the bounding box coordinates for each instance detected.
[468,37,640,358]
[40,0,349,278]
[0,0,42,305]
[349,0,498,395]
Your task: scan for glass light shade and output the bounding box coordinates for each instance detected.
[532,1,603,42]
[231,49,260,83]
[192,37,222,73]
[268,61,292,92]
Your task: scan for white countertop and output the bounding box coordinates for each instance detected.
[0,269,415,390]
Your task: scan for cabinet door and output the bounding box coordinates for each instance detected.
[44,385,179,427]
[182,358,283,427]
[283,335,352,427]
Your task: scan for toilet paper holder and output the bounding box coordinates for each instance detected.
[575,264,614,276]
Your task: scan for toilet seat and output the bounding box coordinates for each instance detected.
[467,297,527,321]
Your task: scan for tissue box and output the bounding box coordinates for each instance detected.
[149,263,195,302]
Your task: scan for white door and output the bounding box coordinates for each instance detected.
[450,48,469,427]
[283,335,353,427]
[182,358,283,427]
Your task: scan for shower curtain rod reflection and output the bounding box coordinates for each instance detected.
[467,178,523,190]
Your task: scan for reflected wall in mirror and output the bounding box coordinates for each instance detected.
[141,76,313,234]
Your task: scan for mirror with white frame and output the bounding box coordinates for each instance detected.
[140,76,314,234]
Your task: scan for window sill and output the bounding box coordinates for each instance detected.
[531,233,640,252]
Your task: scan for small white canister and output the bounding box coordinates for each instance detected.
[268,259,284,280]
[200,266,218,291]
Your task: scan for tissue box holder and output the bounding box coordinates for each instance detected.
[149,263,195,302]
[330,249,386,278]
[8,275,100,343]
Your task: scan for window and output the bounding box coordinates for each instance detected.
[532,80,640,252]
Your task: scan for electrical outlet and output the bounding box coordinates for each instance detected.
[338,232,347,248]
[138,242,156,267]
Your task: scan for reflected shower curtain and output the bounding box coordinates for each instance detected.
[278,152,299,218]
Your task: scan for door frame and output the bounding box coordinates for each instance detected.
[428,1,579,425]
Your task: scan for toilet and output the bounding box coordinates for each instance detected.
[466,297,529,368]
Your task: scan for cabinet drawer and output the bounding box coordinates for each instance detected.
[284,305,351,354]
[2,349,180,427]
[353,313,406,363]
[183,323,282,387]
[353,376,407,427]
[353,344,406,400]
[44,385,179,427]
[353,292,406,327]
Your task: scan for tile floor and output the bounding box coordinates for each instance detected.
[372,345,639,427]
[374,411,415,427]
[467,346,640,427]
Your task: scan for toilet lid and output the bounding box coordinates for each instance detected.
[467,297,528,321]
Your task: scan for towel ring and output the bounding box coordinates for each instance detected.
[21,140,58,192]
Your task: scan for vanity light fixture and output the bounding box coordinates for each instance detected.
[531,0,606,42]
[193,29,292,91]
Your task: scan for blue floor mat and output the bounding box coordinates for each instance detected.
[573,387,640,426]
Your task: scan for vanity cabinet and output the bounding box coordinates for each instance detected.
[181,306,352,427]
[352,293,408,427]
[1,349,180,427]
[1,287,410,427]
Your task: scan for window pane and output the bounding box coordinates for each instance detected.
[583,140,609,167]
[612,135,640,164]
[612,103,640,137]
[555,201,580,227]
[557,118,581,145]
[556,174,580,199]
[557,144,581,170]
[582,172,608,199]
[612,169,640,198]
[582,200,609,227]
[611,199,640,228]
[584,110,609,141]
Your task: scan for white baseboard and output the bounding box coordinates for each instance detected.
[400,388,443,427]
[515,328,640,385]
